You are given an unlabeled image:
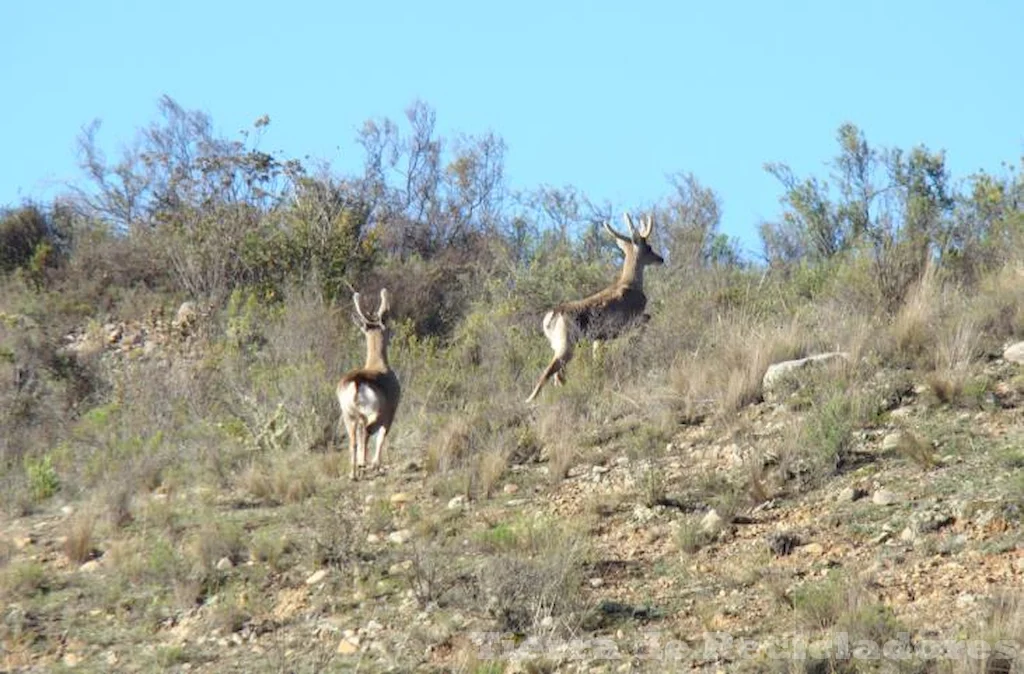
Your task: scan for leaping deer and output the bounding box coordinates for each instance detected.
[337,289,401,480]
[525,212,664,403]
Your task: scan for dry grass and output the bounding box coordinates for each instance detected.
[473,449,508,499]
[237,453,319,505]
[63,510,99,565]
[426,417,474,474]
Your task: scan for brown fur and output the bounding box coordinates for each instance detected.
[337,289,401,480]
[526,213,664,402]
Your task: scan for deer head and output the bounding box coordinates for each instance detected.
[602,213,664,286]
[350,288,393,370]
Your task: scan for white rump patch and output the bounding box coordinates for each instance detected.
[338,381,383,426]
[542,311,569,357]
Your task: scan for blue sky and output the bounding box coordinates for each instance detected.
[2,0,1021,256]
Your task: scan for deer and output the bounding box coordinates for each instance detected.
[337,288,401,480]
[525,212,664,403]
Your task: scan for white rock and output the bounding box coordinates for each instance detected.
[388,529,412,545]
[306,569,328,585]
[1003,341,1024,364]
[700,509,725,534]
[872,489,900,506]
[762,352,850,399]
[79,559,102,573]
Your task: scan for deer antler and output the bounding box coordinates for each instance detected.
[603,218,633,243]
[622,212,641,240]
[639,214,654,239]
[376,289,391,321]
[352,292,372,325]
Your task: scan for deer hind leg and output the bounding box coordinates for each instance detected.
[526,313,573,403]
[370,424,389,473]
[356,418,369,473]
[343,415,359,481]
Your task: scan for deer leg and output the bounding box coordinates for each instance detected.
[527,313,575,403]
[527,347,574,402]
[371,425,389,472]
[527,356,563,402]
[344,416,359,481]
[357,419,369,472]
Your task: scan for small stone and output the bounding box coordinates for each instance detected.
[366,533,381,544]
[61,505,75,517]
[306,569,328,585]
[337,639,359,655]
[701,509,725,534]
[872,489,900,506]
[837,486,868,503]
[502,483,519,495]
[63,653,81,667]
[447,495,467,510]
[801,542,825,556]
[80,559,102,573]
[881,432,904,452]
[13,535,34,549]
[388,529,412,545]
[366,619,383,632]
[388,560,413,576]
[589,577,604,588]
[900,527,917,542]
[390,492,411,506]
[216,557,233,570]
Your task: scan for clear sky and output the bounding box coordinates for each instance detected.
[2,0,1021,256]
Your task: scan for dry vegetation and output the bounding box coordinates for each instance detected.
[1,100,1024,672]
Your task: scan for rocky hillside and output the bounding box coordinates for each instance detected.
[2,311,1023,674]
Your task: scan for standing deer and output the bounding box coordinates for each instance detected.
[525,212,664,403]
[337,289,401,480]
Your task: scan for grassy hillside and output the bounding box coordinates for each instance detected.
[1,100,1023,672]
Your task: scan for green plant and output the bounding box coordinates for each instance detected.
[25,453,59,500]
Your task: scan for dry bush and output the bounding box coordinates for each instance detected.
[545,439,577,483]
[954,593,1024,674]
[188,521,247,575]
[63,510,100,565]
[238,453,319,505]
[249,531,296,572]
[426,417,474,474]
[884,428,937,469]
[886,262,944,366]
[479,519,591,635]
[534,394,595,482]
[965,264,1024,348]
[670,314,812,417]
[0,560,49,602]
[473,449,508,499]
